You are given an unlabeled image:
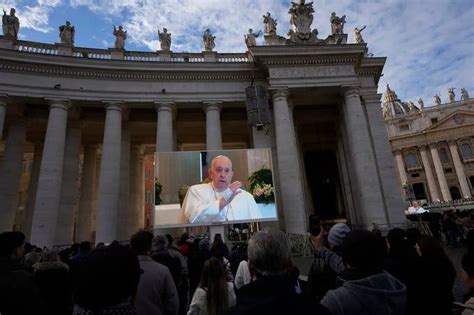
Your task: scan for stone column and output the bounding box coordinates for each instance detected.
[129,145,142,235]
[342,88,388,228]
[137,155,145,229]
[429,144,451,201]
[91,154,101,240]
[362,92,405,227]
[117,124,131,241]
[95,102,123,244]
[55,122,82,245]
[394,150,408,186]
[204,102,222,150]
[155,102,175,152]
[30,100,70,247]
[23,142,43,239]
[271,89,307,234]
[419,145,440,201]
[0,120,26,232]
[449,141,472,198]
[0,95,7,141]
[76,145,97,242]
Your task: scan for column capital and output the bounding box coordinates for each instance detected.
[46,98,71,110]
[418,144,429,151]
[428,142,443,150]
[360,93,382,104]
[343,86,361,99]
[102,101,125,112]
[392,148,402,155]
[154,101,175,112]
[447,140,458,146]
[203,101,222,112]
[269,88,289,101]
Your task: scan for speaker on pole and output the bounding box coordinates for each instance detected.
[245,85,271,130]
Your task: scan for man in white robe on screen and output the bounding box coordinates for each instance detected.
[182,155,261,224]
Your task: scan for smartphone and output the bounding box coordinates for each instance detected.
[309,215,321,236]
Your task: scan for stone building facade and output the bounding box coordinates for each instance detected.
[383,85,474,204]
[0,5,406,247]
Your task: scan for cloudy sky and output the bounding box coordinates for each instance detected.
[2,0,473,106]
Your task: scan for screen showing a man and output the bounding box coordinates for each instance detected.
[182,155,261,223]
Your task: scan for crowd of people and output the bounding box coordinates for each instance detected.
[0,224,473,315]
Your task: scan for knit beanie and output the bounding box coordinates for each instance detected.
[328,223,351,247]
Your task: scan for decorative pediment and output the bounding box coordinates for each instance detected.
[425,111,474,133]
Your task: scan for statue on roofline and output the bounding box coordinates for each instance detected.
[289,0,314,40]
[418,98,424,109]
[158,28,171,51]
[263,12,277,35]
[244,28,262,47]
[203,29,215,51]
[113,25,127,50]
[448,87,455,103]
[59,21,75,46]
[330,12,346,35]
[354,25,366,43]
[2,8,20,39]
[433,94,441,106]
[460,88,469,101]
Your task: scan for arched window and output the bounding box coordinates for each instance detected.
[461,143,473,158]
[405,153,418,168]
[439,148,450,164]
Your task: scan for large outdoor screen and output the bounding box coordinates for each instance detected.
[154,149,278,228]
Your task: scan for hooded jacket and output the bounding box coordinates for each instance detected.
[321,270,406,315]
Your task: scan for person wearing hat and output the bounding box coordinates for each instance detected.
[307,223,351,302]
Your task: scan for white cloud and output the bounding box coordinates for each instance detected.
[70,0,288,52]
[20,5,54,32]
[37,0,62,7]
[4,0,473,106]
[1,0,64,33]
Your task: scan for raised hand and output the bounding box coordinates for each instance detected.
[219,181,242,210]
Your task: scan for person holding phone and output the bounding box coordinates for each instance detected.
[307,222,351,301]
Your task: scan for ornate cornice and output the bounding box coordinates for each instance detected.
[0,61,266,81]
[262,56,358,66]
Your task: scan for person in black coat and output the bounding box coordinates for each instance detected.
[33,249,73,315]
[0,231,46,315]
[226,229,329,315]
[407,236,456,315]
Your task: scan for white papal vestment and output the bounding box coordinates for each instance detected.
[182,183,261,224]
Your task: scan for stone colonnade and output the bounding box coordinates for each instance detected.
[0,84,405,246]
[394,141,472,202]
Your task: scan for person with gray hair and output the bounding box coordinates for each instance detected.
[227,229,329,315]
